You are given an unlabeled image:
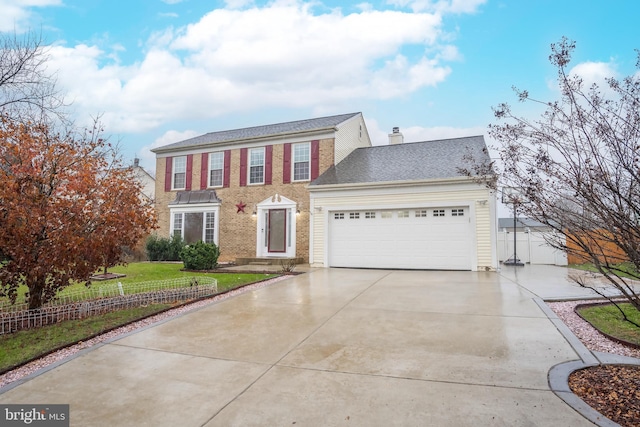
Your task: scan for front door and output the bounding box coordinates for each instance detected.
[256,194,297,258]
[267,209,286,253]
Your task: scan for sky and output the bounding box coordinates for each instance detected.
[1,0,639,185]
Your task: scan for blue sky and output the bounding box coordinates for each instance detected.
[1,0,638,178]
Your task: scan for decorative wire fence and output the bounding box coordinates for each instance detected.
[0,277,218,335]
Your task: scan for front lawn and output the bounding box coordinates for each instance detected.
[569,262,639,280]
[0,263,279,372]
[2,262,277,305]
[577,303,640,346]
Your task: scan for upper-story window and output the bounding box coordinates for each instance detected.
[209,152,224,187]
[293,142,310,181]
[249,147,265,184]
[172,156,187,190]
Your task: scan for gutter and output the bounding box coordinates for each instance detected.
[307,175,493,192]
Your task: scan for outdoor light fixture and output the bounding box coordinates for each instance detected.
[502,187,525,267]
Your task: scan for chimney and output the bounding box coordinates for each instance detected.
[133,158,140,167]
[388,127,404,145]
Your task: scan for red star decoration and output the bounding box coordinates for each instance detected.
[236,201,247,213]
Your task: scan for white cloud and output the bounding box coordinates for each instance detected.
[46,1,474,134]
[139,129,201,173]
[569,61,618,91]
[386,0,486,14]
[367,119,486,145]
[0,0,62,32]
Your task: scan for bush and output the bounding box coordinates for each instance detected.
[179,241,220,270]
[146,234,185,261]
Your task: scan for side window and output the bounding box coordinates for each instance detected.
[249,148,265,184]
[172,156,187,190]
[292,142,310,181]
[209,152,224,187]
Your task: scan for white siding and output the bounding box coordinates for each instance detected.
[334,113,371,164]
[310,182,496,271]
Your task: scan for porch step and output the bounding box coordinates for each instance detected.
[236,257,304,266]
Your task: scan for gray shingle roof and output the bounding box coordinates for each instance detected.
[152,112,361,153]
[310,135,491,186]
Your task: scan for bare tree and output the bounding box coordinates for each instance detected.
[485,37,640,323]
[0,30,66,121]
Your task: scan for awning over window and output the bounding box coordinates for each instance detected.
[170,190,221,205]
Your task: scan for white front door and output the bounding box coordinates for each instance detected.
[256,194,297,258]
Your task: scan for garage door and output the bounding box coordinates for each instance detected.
[328,207,472,270]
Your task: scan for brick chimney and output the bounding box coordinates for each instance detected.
[389,127,404,145]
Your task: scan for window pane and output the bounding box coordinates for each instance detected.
[205,212,215,243]
[293,143,310,181]
[209,152,224,187]
[173,213,183,238]
[293,162,309,181]
[184,212,203,244]
[209,169,223,187]
[172,156,187,189]
[249,148,264,184]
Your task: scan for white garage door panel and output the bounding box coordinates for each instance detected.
[329,208,472,270]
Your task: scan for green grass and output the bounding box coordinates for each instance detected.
[577,303,640,346]
[568,262,639,280]
[0,304,174,372]
[0,263,280,371]
[3,262,277,305]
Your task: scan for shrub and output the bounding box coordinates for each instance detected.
[180,241,220,270]
[146,234,185,261]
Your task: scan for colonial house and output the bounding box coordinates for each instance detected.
[151,112,370,265]
[152,113,498,270]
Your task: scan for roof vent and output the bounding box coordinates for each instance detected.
[392,127,400,133]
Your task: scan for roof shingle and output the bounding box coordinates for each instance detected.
[152,112,361,153]
[310,135,491,186]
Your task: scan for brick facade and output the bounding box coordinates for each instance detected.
[155,138,336,263]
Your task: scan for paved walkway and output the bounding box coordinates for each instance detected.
[0,266,633,426]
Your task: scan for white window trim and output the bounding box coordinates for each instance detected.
[172,155,187,190]
[248,147,265,185]
[208,152,225,188]
[169,204,220,245]
[292,142,311,182]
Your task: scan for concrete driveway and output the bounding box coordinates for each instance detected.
[0,267,601,426]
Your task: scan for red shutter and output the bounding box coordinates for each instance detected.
[283,143,291,184]
[223,150,231,188]
[185,154,193,191]
[200,153,208,189]
[311,140,320,180]
[239,148,247,187]
[265,145,273,185]
[164,157,172,192]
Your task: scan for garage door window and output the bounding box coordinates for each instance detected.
[349,212,360,219]
[381,211,392,219]
[334,213,345,220]
[452,209,465,216]
[433,209,445,217]
[416,210,428,217]
[398,211,410,218]
[365,212,376,219]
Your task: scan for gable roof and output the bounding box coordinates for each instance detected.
[310,135,491,186]
[152,112,361,154]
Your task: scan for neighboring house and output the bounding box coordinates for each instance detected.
[151,112,370,264]
[152,114,498,270]
[308,133,498,271]
[129,158,156,261]
[131,158,156,205]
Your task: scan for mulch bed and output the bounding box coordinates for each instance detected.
[569,365,640,427]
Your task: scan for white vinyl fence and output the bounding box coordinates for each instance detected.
[498,230,567,266]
